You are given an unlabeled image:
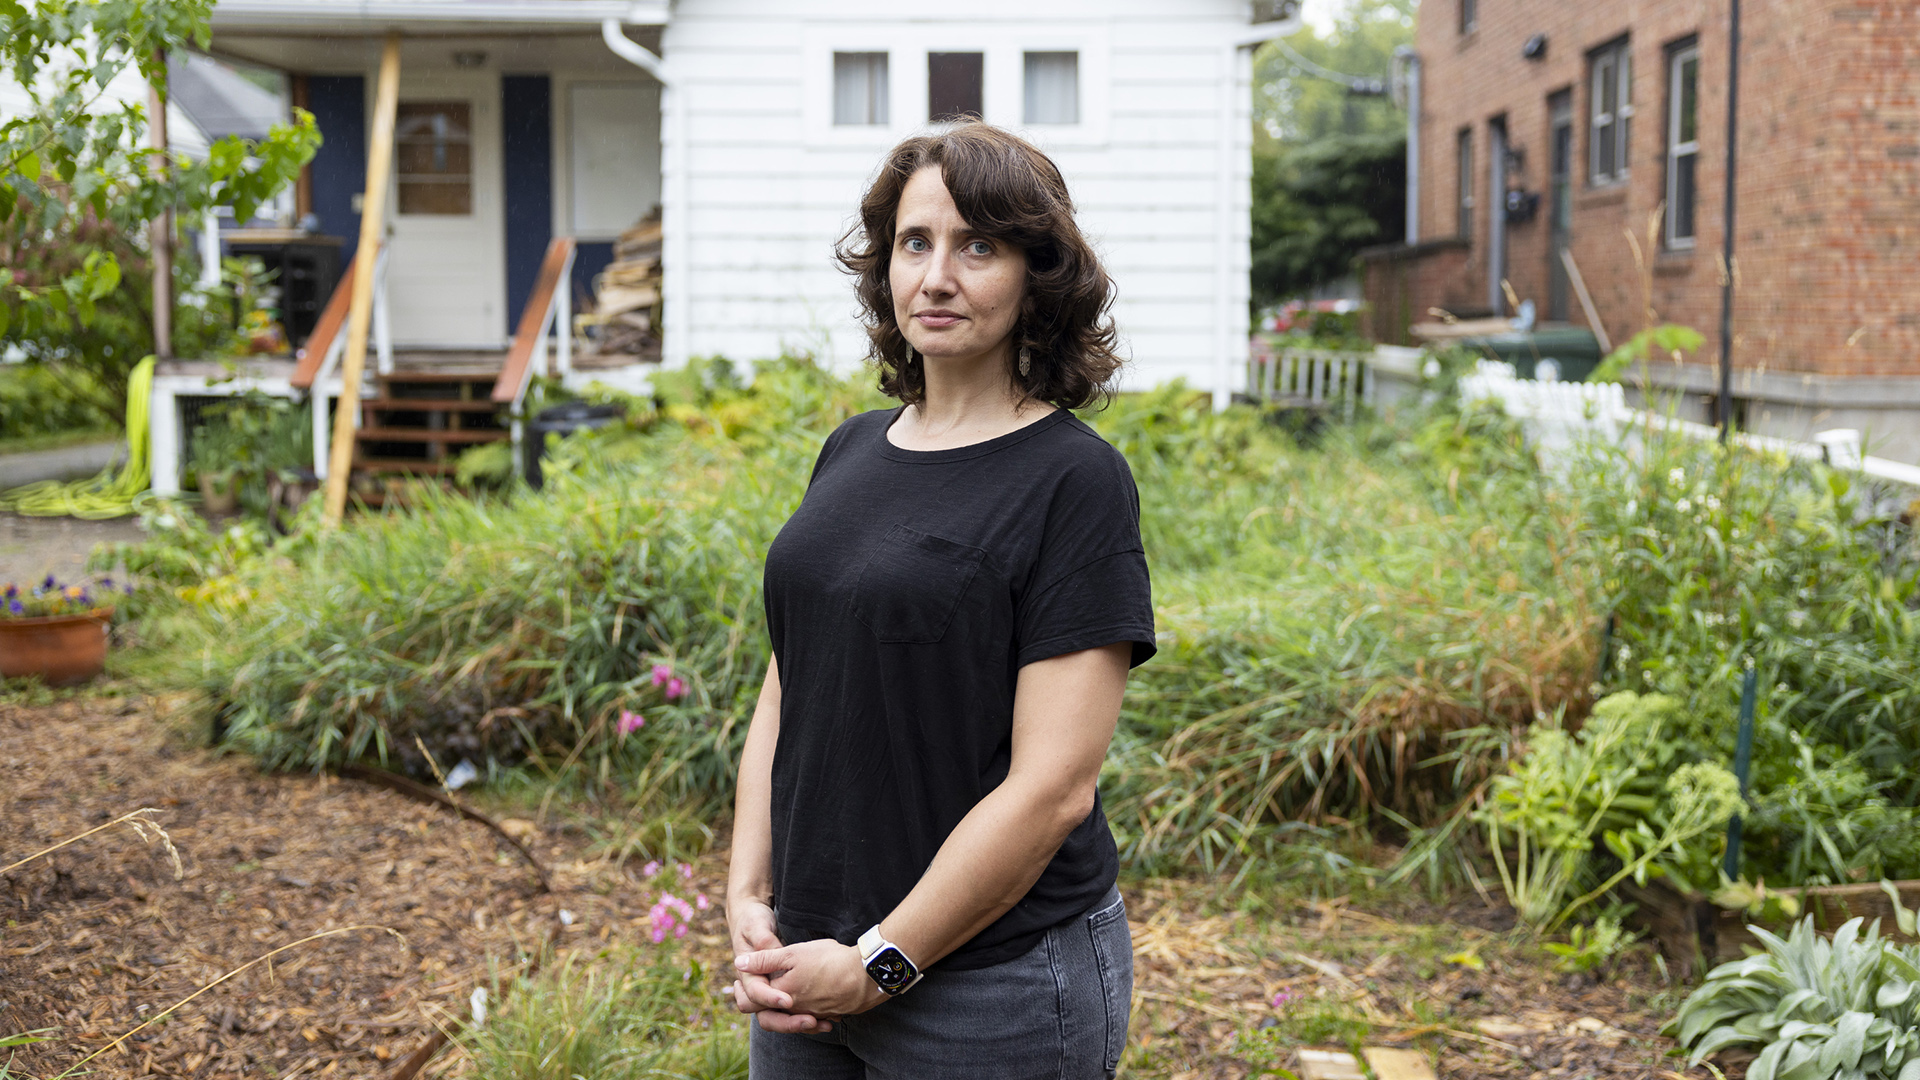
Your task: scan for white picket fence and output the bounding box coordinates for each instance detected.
[1459,361,1920,488]
[1245,347,1376,423]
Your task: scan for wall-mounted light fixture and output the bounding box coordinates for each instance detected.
[1522,34,1548,61]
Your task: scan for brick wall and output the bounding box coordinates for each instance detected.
[1369,0,1920,381]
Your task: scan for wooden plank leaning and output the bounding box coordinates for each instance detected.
[323,33,402,524]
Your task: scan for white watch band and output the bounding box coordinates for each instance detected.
[857,924,924,993]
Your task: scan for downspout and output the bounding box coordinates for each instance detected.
[602,19,686,366]
[1396,47,1420,245]
[1218,18,1302,411]
[1716,0,1741,443]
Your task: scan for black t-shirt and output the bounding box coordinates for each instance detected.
[761,405,1156,970]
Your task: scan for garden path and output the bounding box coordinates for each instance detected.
[0,695,1732,1079]
[0,513,144,590]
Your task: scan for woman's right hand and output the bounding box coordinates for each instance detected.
[727,898,833,1033]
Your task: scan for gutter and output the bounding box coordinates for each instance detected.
[211,1,668,29]
[602,13,681,367]
[601,18,669,84]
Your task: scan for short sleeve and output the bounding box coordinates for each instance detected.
[1014,447,1157,669]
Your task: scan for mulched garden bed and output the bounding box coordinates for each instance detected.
[4,693,1729,1079]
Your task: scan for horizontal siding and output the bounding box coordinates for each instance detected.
[669,0,1253,385]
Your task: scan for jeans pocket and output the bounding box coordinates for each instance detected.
[849,525,986,643]
[1087,895,1132,1077]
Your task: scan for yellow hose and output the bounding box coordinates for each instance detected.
[0,355,156,520]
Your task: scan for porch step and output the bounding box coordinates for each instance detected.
[353,456,461,476]
[361,397,503,413]
[355,426,507,445]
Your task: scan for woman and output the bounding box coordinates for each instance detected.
[726,122,1155,1080]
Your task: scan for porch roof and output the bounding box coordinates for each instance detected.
[210,0,668,34]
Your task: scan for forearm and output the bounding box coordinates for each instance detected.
[727,658,781,912]
[879,773,1092,969]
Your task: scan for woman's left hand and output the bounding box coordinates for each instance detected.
[735,938,890,1019]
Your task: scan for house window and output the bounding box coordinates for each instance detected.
[1460,0,1477,33]
[1456,128,1474,238]
[1589,38,1633,185]
[833,52,889,126]
[1024,51,1079,124]
[929,52,984,122]
[395,101,472,215]
[1665,41,1700,247]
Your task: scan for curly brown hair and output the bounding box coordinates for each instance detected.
[836,123,1122,411]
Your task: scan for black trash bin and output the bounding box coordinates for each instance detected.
[523,402,624,489]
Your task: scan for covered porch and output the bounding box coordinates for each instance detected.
[150,0,671,496]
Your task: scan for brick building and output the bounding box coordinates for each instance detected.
[1363,0,1920,462]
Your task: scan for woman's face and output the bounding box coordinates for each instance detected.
[890,167,1028,363]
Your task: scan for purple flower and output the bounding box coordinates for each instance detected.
[42,574,56,591]
[617,709,645,736]
[123,582,135,596]
[3,584,15,599]
[7,599,22,616]
[650,663,673,688]
[100,577,113,589]
[665,677,686,701]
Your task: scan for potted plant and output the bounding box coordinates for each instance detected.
[190,415,245,514]
[0,576,126,686]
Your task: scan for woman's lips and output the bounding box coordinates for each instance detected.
[914,311,965,328]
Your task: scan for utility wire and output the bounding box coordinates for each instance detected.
[1268,34,1390,96]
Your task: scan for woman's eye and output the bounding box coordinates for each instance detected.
[966,241,993,256]
[903,237,929,253]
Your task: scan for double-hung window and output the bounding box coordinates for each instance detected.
[1589,38,1633,185]
[1023,51,1079,124]
[1665,41,1700,247]
[833,52,890,126]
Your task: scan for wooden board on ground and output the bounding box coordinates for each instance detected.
[1295,1048,1367,1080]
[1364,1046,1439,1080]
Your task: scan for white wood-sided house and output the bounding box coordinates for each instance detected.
[147,0,1296,493]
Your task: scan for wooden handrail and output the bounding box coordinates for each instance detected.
[492,236,577,405]
[290,253,359,389]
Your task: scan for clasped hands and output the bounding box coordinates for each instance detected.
[728,900,890,1033]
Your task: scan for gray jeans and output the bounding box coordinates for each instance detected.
[749,887,1132,1079]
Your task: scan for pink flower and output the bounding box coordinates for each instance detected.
[665,677,686,700]
[1271,991,1296,1008]
[651,663,673,687]
[618,709,645,736]
[695,893,710,911]
[642,860,661,879]
[678,862,694,880]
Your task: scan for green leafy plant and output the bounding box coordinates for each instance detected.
[1667,916,1920,1080]
[1543,913,1636,973]
[1477,692,1744,929]
[1587,324,1705,384]
[0,0,319,418]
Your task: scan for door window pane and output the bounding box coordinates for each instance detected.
[833,52,889,126]
[929,52,984,122]
[1023,51,1078,125]
[396,102,472,215]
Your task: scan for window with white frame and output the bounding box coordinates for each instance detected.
[833,52,890,126]
[929,52,984,122]
[1023,51,1079,124]
[1665,41,1699,247]
[1589,38,1633,185]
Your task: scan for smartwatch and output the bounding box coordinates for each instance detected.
[857,924,923,995]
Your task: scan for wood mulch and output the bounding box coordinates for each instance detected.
[3,693,1737,1079]
[0,694,733,1079]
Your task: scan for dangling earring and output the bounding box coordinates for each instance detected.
[906,345,918,367]
[1018,344,1032,379]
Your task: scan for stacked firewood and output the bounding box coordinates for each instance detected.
[579,209,662,356]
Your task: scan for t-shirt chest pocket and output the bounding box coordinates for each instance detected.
[850,525,987,644]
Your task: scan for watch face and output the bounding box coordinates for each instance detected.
[866,946,915,993]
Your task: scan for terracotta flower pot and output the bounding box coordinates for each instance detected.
[0,607,113,687]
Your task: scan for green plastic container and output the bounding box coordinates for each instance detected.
[1457,326,1605,382]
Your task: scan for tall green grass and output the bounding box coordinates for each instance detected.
[135,358,1919,882]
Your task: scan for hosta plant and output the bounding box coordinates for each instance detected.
[1668,916,1920,1080]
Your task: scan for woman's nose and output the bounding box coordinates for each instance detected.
[920,248,959,296]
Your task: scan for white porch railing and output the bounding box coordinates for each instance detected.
[1246,345,1374,420]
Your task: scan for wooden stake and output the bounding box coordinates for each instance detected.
[323,34,402,524]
